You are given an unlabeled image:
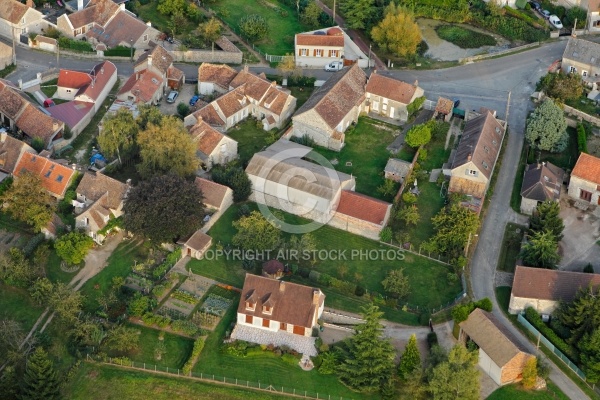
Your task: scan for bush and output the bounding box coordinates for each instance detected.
[224,340,249,357]
[182,337,205,375]
[58,37,94,52]
[524,307,578,362]
[104,45,133,57]
[287,75,316,87]
[23,233,45,257]
[308,270,321,282]
[435,25,496,49]
[577,123,587,153]
[471,13,548,43]
[427,332,438,348]
[298,267,310,278]
[407,96,425,117]
[31,137,45,153]
[177,102,190,117]
[239,14,269,41]
[63,126,73,140]
[211,163,252,202]
[152,248,181,279]
[355,285,366,297]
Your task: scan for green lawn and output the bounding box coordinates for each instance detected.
[435,25,496,49]
[194,305,376,400]
[226,119,275,165]
[40,78,58,98]
[0,211,34,233]
[79,239,145,313]
[211,0,315,55]
[510,143,529,213]
[188,202,462,323]
[46,249,78,284]
[496,286,513,316]
[125,324,194,369]
[0,284,44,331]
[65,362,290,400]
[136,1,194,38]
[311,118,399,202]
[497,223,525,273]
[289,86,314,110]
[487,381,570,400]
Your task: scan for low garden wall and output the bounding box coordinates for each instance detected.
[563,104,600,128]
[170,49,242,64]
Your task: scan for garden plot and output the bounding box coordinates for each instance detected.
[192,294,233,330]
[124,274,153,294]
[159,289,202,318]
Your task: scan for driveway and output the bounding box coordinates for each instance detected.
[559,194,600,272]
[158,83,197,116]
[69,231,124,291]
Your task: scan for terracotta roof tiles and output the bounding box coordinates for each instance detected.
[67,0,119,29]
[0,0,30,24]
[296,33,344,47]
[335,190,390,225]
[0,133,35,174]
[572,152,600,185]
[194,177,230,209]
[15,104,63,146]
[215,88,247,118]
[14,154,75,197]
[57,70,92,90]
[118,70,162,103]
[188,120,226,158]
[0,82,26,120]
[135,44,173,76]
[76,172,128,209]
[512,265,600,302]
[198,63,238,90]
[366,73,419,105]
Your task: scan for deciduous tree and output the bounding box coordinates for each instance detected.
[123,174,206,243]
[428,345,479,400]
[198,17,221,51]
[397,204,420,226]
[29,277,54,306]
[0,248,37,287]
[525,99,568,153]
[136,116,199,178]
[49,282,83,324]
[104,325,140,353]
[529,201,564,240]
[98,108,138,164]
[211,163,252,202]
[341,0,376,29]
[337,304,395,393]
[239,14,269,41]
[430,204,479,258]
[404,123,432,148]
[233,211,281,251]
[54,232,94,266]
[301,1,322,28]
[398,333,421,379]
[20,347,60,400]
[157,0,186,16]
[538,72,583,102]
[278,53,301,78]
[521,357,538,389]
[382,269,410,299]
[377,179,397,197]
[371,2,421,58]
[0,171,54,232]
[520,230,560,269]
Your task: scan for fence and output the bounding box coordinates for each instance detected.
[87,355,356,400]
[458,42,540,64]
[517,313,586,380]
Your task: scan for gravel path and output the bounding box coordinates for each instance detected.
[69,231,125,290]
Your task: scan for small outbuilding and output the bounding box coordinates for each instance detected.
[459,308,534,386]
[262,259,285,279]
[384,158,412,183]
[520,162,564,215]
[182,230,212,260]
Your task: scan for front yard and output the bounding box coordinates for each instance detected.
[187,202,463,325]
[310,118,400,202]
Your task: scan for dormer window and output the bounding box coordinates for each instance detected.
[262,305,273,315]
[245,301,256,311]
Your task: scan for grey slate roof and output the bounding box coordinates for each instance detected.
[384,158,411,177]
[520,162,564,202]
[563,37,600,68]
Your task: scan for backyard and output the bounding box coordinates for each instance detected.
[187,202,463,325]
[310,118,400,202]
[528,127,578,171]
[126,324,194,369]
[209,0,316,55]
[497,223,526,273]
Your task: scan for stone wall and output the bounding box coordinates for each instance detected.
[508,293,559,315]
[170,49,242,64]
[563,104,600,128]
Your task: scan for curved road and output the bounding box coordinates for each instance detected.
[7,38,589,398]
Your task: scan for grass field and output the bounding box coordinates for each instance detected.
[188,202,462,323]
[65,362,291,400]
[46,249,78,284]
[79,239,145,313]
[194,306,376,400]
[126,324,194,369]
[311,118,399,202]
[226,119,274,166]
[497,223,525,273]
[136,1,194,38]
[435,25,496,49]
[487,382,570,400]
[0,284,43,331]
[210,0,314,54]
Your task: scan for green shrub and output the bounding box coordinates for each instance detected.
[281,353,298,366]
[577,123,587,153]
[104,45,133,57]
[171,319,199,336]
[152,248,181,279]
[407,96,425,117]
[31,137,45,153]
[471,13,548,43]
[182,337,205,375]
[177,102,190,117]
[287,75,316,87]
[23,233,45,257]
[427,332,438,348]
[224,340,249,357]
[524,307,578,362]
[58,37,94,52]
[435,25,496,49]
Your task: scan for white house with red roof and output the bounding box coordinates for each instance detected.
[365,72,424,122]
[188,119,237,171]
[294,26,370,68]
[568,153,600,205]
[14,153,75,199]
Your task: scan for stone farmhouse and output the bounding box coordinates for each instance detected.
[568,152,600,205]
[118,44,184,105]
[194,177,233,232]
[520,162,564,215]
[188,120,238,171]
[186,65,296,132]
[74,172,129,244]
[561,37,600,82]
[14,152,75,199]
[47,61,117,135]
[509,265,600,315]
[0,0,53,40]
[364,72,424,122]
[291,64,366,151]
[0,79,65,149]
[197,63,238,96]
[56,0,160,50]
[0,132,36,180]
[459,308,534,386]
[294,26,370,68]
[231,274,324,355]
[447,110,506,212]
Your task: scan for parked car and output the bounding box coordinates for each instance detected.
[324,61,343,72]
[452,98,460,108]
[189,95,200,106]
[166,90,179,103]
[541,9,551,19]
[549,15,563,29]
[529,1,541,11]
[43,98,55,108]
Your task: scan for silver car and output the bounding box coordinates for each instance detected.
[166,90,179,103]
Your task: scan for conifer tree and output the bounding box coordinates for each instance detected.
[0,366,20,400]
[20,347,60,400]
[529,201,564,240]
[399,333,421,379]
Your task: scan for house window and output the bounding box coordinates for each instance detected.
[262,318,270,328]
[66,89,72,93]
[22,18,25,24]
[330,49,338,57]
[263,305,272,315]
[245,315,253,324]
[280,322,287,330]
[144,34,148,42]
[75,29,81,35]
[596,185,600,192]
[85,217,89,225]
[583,70,589,77]
[245,301,255,311]
[466,169,478,177]
[300,48,308,56]
[88,24,93,29]
[569,66,577,73]
[580,189,593,202]
[314,49,322,57]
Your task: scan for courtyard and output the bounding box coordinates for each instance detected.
[559,193,600,272]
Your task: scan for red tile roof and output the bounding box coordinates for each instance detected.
[76,172,128,209]
[192,104,225,128]
[572,152,600,185]
[15,104,63,146]
[0,0,30,24]
[85,11,150,48]
[198,63,238,90]
[67,0,119,28]
[0,81,26,120]
[238,274,324,329]
[117,70,162,103]
[57,70,92,90]
[188,120,226,156]
[215,88,247,118]
[335,190,390,225]
[14,154,75,197]
[79,61,117,101]
[0,133,35,174]
[512,265,600,302]
[194,177,230,209]
[296,32,344,47]
[366,73,418,105]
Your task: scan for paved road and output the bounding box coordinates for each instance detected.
[6,36,591,397]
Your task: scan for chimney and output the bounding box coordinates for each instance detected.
[148,54,152,67]
[271,81,276,87]
[126,178,132,186]
[312,289,320,305]
[146,21,152,27]
[100,67,104,74]
[77,0,83,11]
[26,0,34,8]
[279,281,285,292]
[467,153,472,162]
[243,64,249,73]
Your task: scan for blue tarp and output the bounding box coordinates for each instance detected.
[90,153,106,165]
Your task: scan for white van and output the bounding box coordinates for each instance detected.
[324,61,343,72]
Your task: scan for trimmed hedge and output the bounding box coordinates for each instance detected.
[104,46,132,57]
[182,337,205,375]
[577,123,587,153]
[58,37,94,52]
[524,307,579,362]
